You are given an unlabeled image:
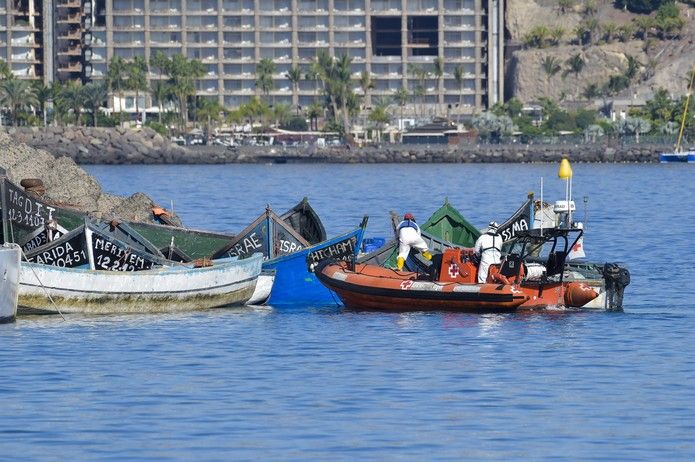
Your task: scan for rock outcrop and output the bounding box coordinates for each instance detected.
[0,131,181,224]
[5,126,187,165]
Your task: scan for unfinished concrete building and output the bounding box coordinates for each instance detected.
[0,0,504,117]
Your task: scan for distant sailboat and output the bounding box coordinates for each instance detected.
[660,68,695,163]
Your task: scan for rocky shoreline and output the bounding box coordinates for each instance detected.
[0,130,181,224]
[4,127,668,164]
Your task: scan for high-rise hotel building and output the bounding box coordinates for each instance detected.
[0,0,504,115]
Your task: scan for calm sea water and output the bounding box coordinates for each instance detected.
[1,163,693,461]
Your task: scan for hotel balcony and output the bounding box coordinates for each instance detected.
[56,0,81,7]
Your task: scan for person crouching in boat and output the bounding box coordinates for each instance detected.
[396,213,432,270]
[474,221,502,283]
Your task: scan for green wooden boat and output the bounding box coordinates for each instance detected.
[419,198,481,248]
[0,176,326,261]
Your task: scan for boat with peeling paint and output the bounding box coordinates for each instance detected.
[19,253,263,314]
[0,243,20,323]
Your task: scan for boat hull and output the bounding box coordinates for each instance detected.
[0,244,21,323]
[18,254,263,315]
[247,270,275,305]
[659,152,695,163]
[264,227,366,306]
[317,262,528,312]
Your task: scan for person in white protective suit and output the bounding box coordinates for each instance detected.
[395,213,432,271]
[474,221,502,283]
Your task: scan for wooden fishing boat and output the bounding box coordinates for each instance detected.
[279,197,327,245]
[320,227,626,312]
[16,221,263,314]
[0,243,20,323]
[19,254,262,314]
[0,176,327,262]
[212,207,369,305]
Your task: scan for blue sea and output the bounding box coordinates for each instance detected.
[1,163,694,461]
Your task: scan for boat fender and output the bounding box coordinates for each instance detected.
[564,282,599,308]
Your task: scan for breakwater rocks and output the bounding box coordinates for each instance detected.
[4,127,667,164]
[0,131,181,224]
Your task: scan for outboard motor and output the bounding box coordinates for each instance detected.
[603,263,631,311]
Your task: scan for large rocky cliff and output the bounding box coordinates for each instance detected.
[506,0,695,103]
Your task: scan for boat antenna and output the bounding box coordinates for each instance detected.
[675,67,695,153]
[583,195,589,230]
[539,177,543,237]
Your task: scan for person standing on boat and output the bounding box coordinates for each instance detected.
[474,221,502,283]
[396,213,432,271]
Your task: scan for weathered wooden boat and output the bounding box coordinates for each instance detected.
[279,197,327,245]
[0,243,21,323]
[319,227,629,312]
[19,254,262,314]
[16,221,263,314]
[1,176,325,264]
[211,207,369,305]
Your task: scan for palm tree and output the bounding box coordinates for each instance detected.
[550,27,565,46]
[368,104,391,143]
[56,80,84,125]
[195,97,222,140]
[127,56,149,122]
[81,81,107,127]
[285,66,302,115]
[565,53,585,78]
[32,81,53,126]
[359,70,374,107]
[167,54,205,130]
[408,63,428,117]
[272,102,291,127]
[603,22,619,43]
[0,77,38,126]
[306,101,322,131]
[433,56,445,115]
[106,56,128,116]
[150,80,172,123]
[0,58,11,80]
[624,55,641,80]
[334,53,354,139]
[392,87,409,139]
[255,58,275,103]
[541,56,562,96]
[583,82,601,100]
[453,65,465,122]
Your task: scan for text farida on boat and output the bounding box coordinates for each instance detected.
[317,227,629,312]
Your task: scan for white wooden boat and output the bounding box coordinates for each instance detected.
[0,243,21,323]
[18,253,263,315]
[247,269,275,305]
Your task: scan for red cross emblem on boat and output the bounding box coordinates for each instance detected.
[572,242,582,252]
[448,263,459,278]
[400,280,413,290]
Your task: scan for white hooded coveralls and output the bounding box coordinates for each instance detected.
[474,231,502,283]
[397,220,429,261]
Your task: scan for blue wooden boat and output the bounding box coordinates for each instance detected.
[212,208,368,306]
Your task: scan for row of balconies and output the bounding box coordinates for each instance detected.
[110,7,477,15]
